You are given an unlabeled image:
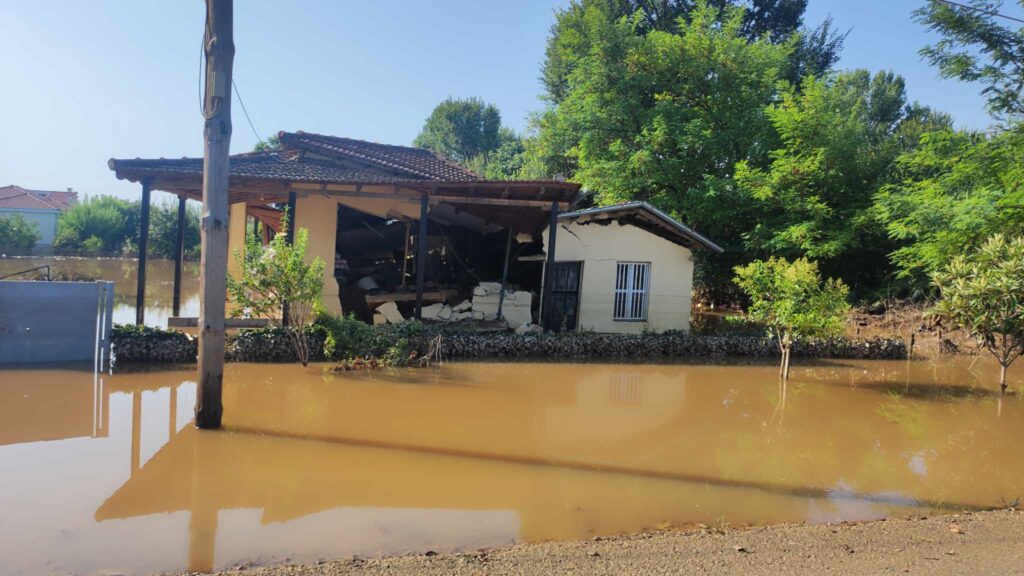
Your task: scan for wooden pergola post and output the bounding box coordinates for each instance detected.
[195,0,234,430]
[172,195,186,317]
[542,199,559,331]
[135,178,153,326]
[496,226,515,319]
[415,192,429,319]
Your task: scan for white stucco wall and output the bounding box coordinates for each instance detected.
[0,209,58,245]
[294,195,342,316]
[544,220,695,334]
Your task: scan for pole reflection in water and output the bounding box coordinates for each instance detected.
[0,358,1020,575]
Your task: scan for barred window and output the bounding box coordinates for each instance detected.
[614,262,650,321]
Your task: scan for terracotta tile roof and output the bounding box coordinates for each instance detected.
[279,131,480,181]
[0,185,77,211]
[109,151,416,185]
[0,192,63,211]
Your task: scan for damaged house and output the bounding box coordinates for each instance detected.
[109,131,720,334]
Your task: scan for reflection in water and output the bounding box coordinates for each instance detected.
[0,359,1020,575]
[0,256,199,327]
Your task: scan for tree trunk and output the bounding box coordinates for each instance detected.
[1000,362,1008,394]
[783,345,792,381]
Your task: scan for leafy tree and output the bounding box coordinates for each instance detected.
[915,0,1024,121]
[253,134,282,152]
[874,125,1024,289]
[55,195,202,259]
[734,257,850,379]
[55,195,136,252]
[541,0,844,104]
[0,214,41,249]
[735,70,951,295]
[536,2,792,300]
[413,97,502,164]
[933,234,1024,392]
[148,199,201,260]
[228,213,325,366]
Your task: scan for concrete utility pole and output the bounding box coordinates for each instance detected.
[195,0,234,429]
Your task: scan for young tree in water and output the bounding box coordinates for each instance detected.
[933,234,1024,393]
[228,212,325,366]
[734,257,850,379]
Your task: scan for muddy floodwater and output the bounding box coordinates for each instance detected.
[0,358,1021,575]
[0,256,199,327]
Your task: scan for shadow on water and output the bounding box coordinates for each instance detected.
[226,423,994,515]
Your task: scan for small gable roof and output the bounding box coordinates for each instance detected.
[559,201,724,253]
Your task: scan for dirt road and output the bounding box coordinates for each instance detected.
[189,510,1023,576]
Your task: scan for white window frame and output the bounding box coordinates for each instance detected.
[614,262,651,321]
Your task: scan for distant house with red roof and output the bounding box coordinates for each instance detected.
[0,185,79,246]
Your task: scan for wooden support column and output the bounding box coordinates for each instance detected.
[497,226,515,319]
[415,193,429,319]
[135,178,152,326]
[542,199,559,332]
[173,195,186,317]
[251,213,259,239]
[195,0,233,430]
[282,190,297,326]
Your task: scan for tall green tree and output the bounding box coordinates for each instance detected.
[542,0,844,104]
[413,97,502,164]
[874,125,1024,289]
[915,0,1024,121]
[536,2,793,299]
[735,70,951,294]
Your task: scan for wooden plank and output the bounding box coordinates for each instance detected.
[195,0,234,430]
[169,317,269,328]
[365,290,455,305]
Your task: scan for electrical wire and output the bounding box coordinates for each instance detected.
[233,79,264,146]
[934,0,1024,25]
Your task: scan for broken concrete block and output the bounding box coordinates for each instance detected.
[472,310,486,320]
[452,300,472,313]
[372,313,387,326]
[502,306,533,330]
[473,282,503,296]
[420,302,446,320]
[450,311,473,321]
[375,301,404,324]
[437,304,454,321]
[515,322,543,335]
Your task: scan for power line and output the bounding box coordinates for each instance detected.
[934,0,1024,25]
[232,79,264,147]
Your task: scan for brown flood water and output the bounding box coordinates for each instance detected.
[0,256,200,327]
[0,358,1021,575]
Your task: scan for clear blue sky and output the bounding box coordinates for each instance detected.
[0,0,1010,200]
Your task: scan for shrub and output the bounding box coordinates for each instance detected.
[0,214,41,249]
[933,234,1024,392]
[228,215,325,366]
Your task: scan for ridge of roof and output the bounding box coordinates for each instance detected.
[560,201,724,253]
[0,191,63,211]
[279,131,480,182]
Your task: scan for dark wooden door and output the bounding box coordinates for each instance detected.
[544,261,582,332]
